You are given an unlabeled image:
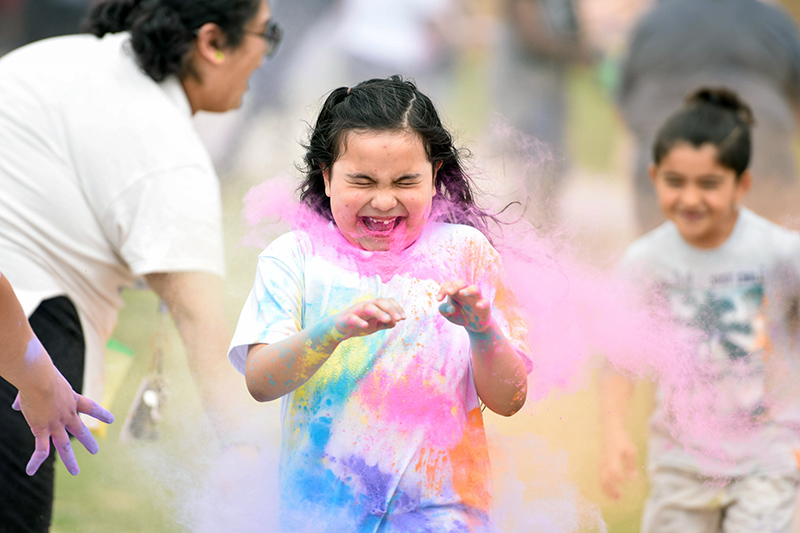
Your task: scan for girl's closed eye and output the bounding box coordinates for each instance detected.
[346,174,376,186]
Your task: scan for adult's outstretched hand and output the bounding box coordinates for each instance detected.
[12,366,114,476]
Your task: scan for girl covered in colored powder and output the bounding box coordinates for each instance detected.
[228,76,532,532]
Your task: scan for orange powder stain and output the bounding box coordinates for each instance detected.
[413,408,491,512]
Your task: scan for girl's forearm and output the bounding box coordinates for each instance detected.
[245,316,347,402]
[469,322,528,416]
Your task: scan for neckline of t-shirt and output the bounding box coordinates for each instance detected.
[325,221,437,259]
[675,206,749,256]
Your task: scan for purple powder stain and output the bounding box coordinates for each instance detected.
[24,336,43,366]
[341,454,393,517]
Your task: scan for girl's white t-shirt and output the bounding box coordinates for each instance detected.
[229,222,530,531]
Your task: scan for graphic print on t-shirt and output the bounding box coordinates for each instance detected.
[665,271,768,426]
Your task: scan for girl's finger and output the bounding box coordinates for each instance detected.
[347,314,370,330]
[364,303,392,323]
[437,280,467,301]
[457,285,481,299]
[374,298,405,320]
[439,302,457,316]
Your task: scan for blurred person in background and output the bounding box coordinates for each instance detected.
[490,0,596,226]
[0,0,25,54]
[0,0,279,530]
[280,0,466,115]
[617,0,800,234]
[23,0,90,43]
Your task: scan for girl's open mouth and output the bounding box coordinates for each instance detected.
[360,216,402,234]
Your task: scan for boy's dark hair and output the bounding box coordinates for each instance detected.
[300,75,498,236]
[652,87,755,177]
[83,0,261,82]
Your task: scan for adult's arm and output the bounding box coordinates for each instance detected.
[0,274,113,475]
[145,271,258,438]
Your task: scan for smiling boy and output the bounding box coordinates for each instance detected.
[600,88,800,532]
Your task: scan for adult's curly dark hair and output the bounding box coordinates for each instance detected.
[653,86,755,177]
[299,75,500,237]
[83,0,261,82]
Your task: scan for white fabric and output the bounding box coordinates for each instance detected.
[621,208,800,477]
[333,0,451,71]
[0,33,224,401]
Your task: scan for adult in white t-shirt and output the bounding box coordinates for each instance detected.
[0,0,280,530]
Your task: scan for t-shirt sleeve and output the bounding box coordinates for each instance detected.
[100,166,225,277]
[228,234,305,374]
[474,237,534,374]
[772,229,800,309]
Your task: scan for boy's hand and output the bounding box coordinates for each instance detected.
[334,298,406,339]
[437,281,491,332]
[599,426,638,500]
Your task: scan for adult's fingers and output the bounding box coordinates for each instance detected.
[67,420,99,455]
[76,395,114,425]
[25,435,51,476]
[52,429,79,476]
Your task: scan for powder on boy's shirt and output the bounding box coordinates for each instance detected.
[620,207,800,477]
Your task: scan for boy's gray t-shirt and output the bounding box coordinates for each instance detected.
[621,208,800,477]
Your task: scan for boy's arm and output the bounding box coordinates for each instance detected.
[245,298,405,402]
[599,370,638,500]
[438,281,528,417]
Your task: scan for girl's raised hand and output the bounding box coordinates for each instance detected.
[437,281,492,332]
[334,298,406,339]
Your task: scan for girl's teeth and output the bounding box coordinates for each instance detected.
[364,217,396,231]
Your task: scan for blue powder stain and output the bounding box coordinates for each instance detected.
[309,416,333,449]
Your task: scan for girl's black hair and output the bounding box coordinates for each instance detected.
[83,0,261,82]
[653,87,755,177]
[299,75,498,236]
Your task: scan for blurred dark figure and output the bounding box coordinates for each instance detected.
[491,0,595,224]
[24,0,89,43]
[0,0,25,53]
[619,0,800,234]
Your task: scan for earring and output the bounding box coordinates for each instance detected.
[215,51,224,61]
